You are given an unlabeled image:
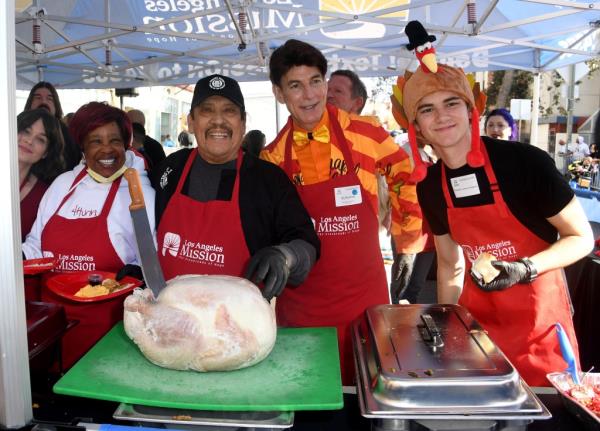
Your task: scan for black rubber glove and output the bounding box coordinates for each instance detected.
[115,264,144,282]
[390,253,416,299]
[473,260,529,292]
[244,247,290,301]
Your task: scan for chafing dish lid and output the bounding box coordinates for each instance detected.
[363,304,516,380]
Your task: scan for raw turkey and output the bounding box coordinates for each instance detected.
[123,274,277,371]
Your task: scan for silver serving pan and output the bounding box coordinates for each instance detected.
[113,403,294,429]
[352,304,550,418]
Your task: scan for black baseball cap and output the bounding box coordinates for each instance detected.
[190,74,245,112]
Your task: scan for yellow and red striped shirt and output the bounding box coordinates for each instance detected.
[261,105,423,253]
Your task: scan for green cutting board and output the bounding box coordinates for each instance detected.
[54,323,343,411]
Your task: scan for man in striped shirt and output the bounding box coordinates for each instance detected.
[261,39,422,385]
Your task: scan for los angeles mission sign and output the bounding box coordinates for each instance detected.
[83,0,489,85]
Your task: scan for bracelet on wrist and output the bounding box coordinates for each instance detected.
[518,257,538,283]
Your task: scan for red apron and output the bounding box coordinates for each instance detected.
[157,150,250,280]
[40,169,125,369]
[277,108,390,385]
[442,141,579,386]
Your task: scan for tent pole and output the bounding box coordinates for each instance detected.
[565,64,575,153]
[530,72,540,147]
[0,0,33,426]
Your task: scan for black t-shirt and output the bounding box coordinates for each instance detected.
[60,121,82,172]
[416,137,574,244]
[152,149,320,257]
[143,135,166,170]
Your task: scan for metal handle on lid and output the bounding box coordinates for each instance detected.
[420,314,444,349]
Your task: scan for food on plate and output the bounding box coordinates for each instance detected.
[123,274,277,372]
[549,372,600,418]
[567,382,600,416]
[75,278,128,298]
[471,252,500,284]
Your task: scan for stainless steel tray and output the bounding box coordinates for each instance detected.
[547,371,600,430]
[113,403,294,428]
[352,304,551,418]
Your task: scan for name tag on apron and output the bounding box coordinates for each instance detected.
[334,185,362,207]
[450,173,480,198]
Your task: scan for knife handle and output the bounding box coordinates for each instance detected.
[124,168,145,211]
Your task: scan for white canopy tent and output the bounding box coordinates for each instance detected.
[14,0,600,89]
[2,0,599,428]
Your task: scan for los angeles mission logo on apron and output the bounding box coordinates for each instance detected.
[162,232,225,268]
[313,185,362,236]
[43,251,97,271]
[314,213,360,235]
[462,240,518,263]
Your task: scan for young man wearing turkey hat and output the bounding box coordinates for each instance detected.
[399,21,593,386]
[262,39,423,386]
[152,74,319,303]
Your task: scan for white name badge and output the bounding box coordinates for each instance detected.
[450,173,480,198]
[334,185,362,207]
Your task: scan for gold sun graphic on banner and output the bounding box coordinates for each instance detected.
[319,0,410,39]
[320,0,409,19]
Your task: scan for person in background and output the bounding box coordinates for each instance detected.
[24,81,81,171]
[392,139,437,304]
[63,112,75,127]
[485,108,517,141]
[326,69,367,115]
[241,129,266,157]
[398,26,593,385]
[131,122,155,171]
[595,115,600,158]
[557,139,570,154]
[18,109,65,242]
[152,74,319,302]
[163,134,175,148]
[263,40,421,385]
[22,102,155,369]
[127,109,166,167]
[590,142,599,160]
[573,136,590,161]
[568,156,597,181]
[178,130,193,148]
[326,68,433,304]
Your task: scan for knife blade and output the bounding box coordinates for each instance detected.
[124,168,166,299]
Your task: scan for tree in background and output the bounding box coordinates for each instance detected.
[538,59,598,117]
[486,70,533,110]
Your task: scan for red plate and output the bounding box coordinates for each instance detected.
[23,258,56,275]
[46,271,142,303]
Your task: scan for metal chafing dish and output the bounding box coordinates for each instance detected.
[352,304,551,430]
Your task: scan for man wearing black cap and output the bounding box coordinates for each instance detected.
[152,74,319,300]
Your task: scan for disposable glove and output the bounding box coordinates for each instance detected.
[390,253,416,301]
[244,246,291,301]
[116,264,144,282]
[472,260,529,292]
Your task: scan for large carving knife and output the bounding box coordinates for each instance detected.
[124,168,166,299]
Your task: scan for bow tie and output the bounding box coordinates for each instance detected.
[292,125,330,146]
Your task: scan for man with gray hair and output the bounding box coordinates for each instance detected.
[327,69,368,115]
[572,135,590,161]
